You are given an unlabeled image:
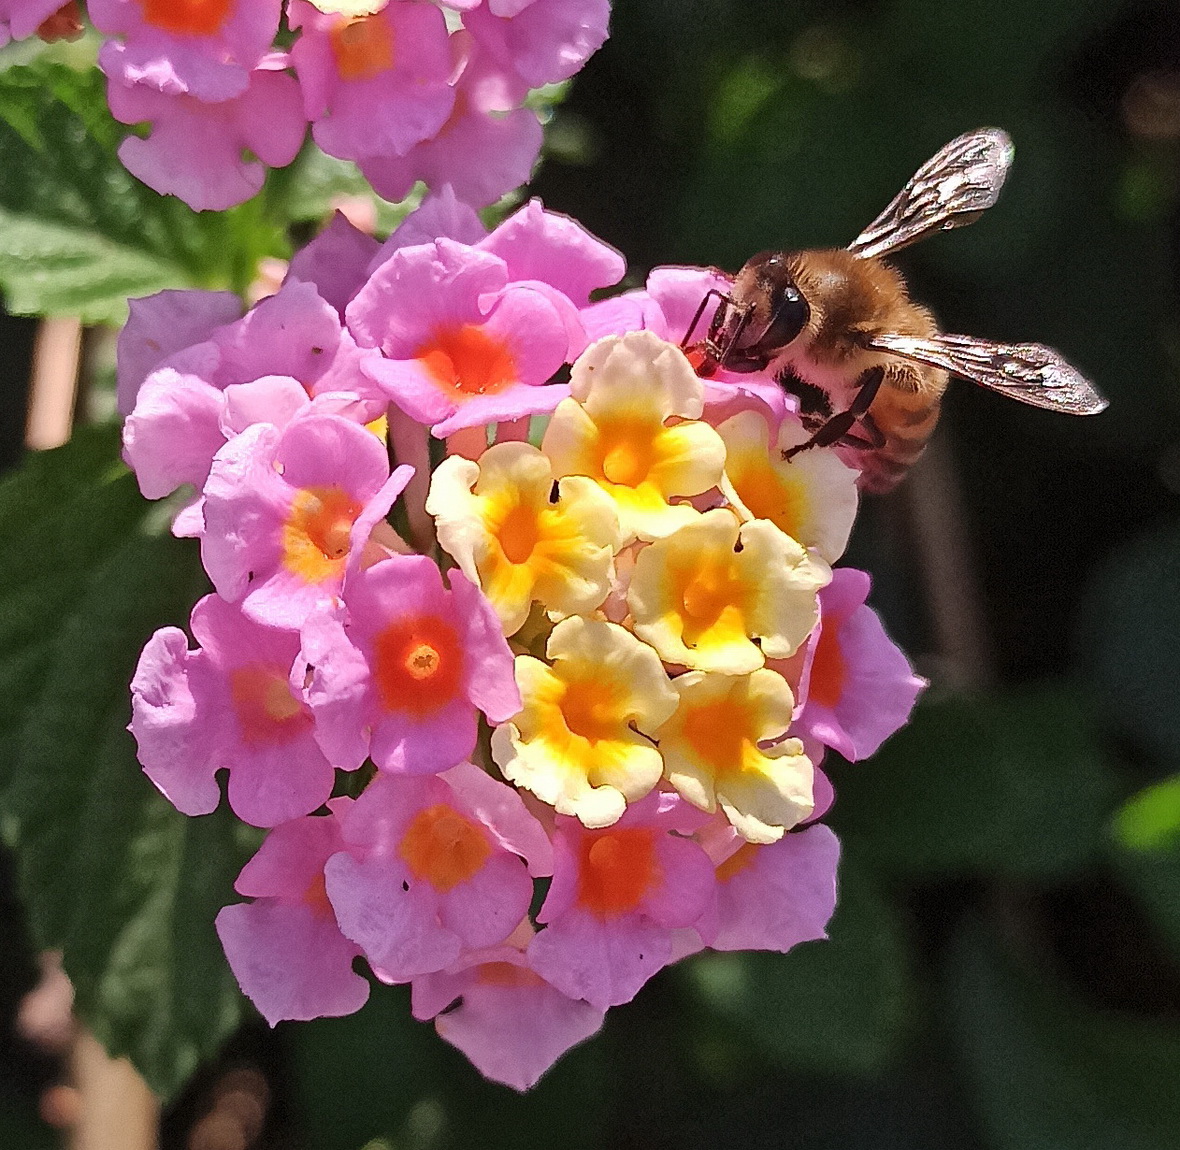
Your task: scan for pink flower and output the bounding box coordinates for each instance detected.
[696,823,840,953]
[528,791,716,1009]
[289,0,455,164]
[477,199,625,308]
[130,594,340,828]
[105,57,306,211]
[357,54,543,208]
[301,554,520,774]
[347,239,576,436]
[200,415,413,626]
[463,0,610,89]
[795,569,926,761]
[286,212,382,320]
[116,289,242,416]
[91,0,282,101]
[0,0,76,46]
[412,923,604,1092]
[324,763,552,981]
[215,804,370,1026]
[371,185,488,255]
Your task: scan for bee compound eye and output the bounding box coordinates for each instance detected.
[766,282,810,347]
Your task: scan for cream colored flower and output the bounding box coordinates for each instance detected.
[427,442,621,636]
[656,669,814,843]
[628,508,830,674]
[490,617,677,828]
[717,410,859,564]
[541,332,726,543]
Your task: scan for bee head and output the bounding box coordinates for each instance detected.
[708,251,810,372]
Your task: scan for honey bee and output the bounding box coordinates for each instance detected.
[684,128,1108,492]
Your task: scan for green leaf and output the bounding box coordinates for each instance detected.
[0,428,254,1100]
[1113,775,1180,852]
[680,860,912,1075]
[0,60,281,320]
[949,918,1180,1150]
[278,144,418,236]
[1081,523,1180,764]
[287,978,610,1150]
[1111,842,1180,963]
[829,683,1120,880]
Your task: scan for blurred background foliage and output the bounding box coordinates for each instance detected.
[2,0,1180,1146]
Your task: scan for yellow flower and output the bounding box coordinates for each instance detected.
[628,508,830,674]
[426,443,621,636]
[490,617,677,828]
[718,411,859,564]
[656,669,813,843]
[541,332,726,543]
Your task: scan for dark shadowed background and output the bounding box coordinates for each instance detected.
[3,1,1180,1146]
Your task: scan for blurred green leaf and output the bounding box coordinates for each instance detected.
[287,978,609,1150]
[950,918,1180,1150]
[681,860,912,1075]
[279,144,417,236]
[1111,843,1180,963]
[1081,523,1180,764]
[0,428,251,1100]
[0,1099,55,1150]
[1113,775,1180,852]
[830,683,1119,879]
[0,60,283,320]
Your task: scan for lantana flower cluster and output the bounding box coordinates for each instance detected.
[7,0,609,210]
[125,197,924,1090]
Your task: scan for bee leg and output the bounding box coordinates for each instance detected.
[837,411,886,450]
[783,366,884,459]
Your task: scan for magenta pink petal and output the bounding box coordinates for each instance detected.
[479,200,624,306]
[117,290,241,415]
[287,212,382,318]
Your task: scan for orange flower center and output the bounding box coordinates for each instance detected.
[807,622,846,709]
[682,698,748,776]
[560,678,622,744]
[416,325,517,398]
[576,828,658,916]
[715,842,759,882]
[282,485,362,584]
[399,804,491,892]
[229,665,310,746]
[732,462,806,540]
[329,14,395,81]
[303,871,334,919]
[498,502,540,565]
[138,0,232,36]
[598,420,656,487]
[680,560,744,627]
[476,961,545,988]
[373,614,463,717]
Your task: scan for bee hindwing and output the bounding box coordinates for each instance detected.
[867,331,1108,414]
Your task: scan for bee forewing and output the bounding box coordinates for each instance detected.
[866,332,1107,414]
[848,128,1016,260]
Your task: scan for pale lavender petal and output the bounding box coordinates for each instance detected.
[117,289,241,415]
[325,852,461,981]
[286,212,382,318]
[414,952,605,1091]
[216,901,369,1025]
[130,627,220,816]
[711,825,840,953]
[528,909,672,1010]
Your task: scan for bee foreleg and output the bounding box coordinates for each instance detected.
[783,366,885,460]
